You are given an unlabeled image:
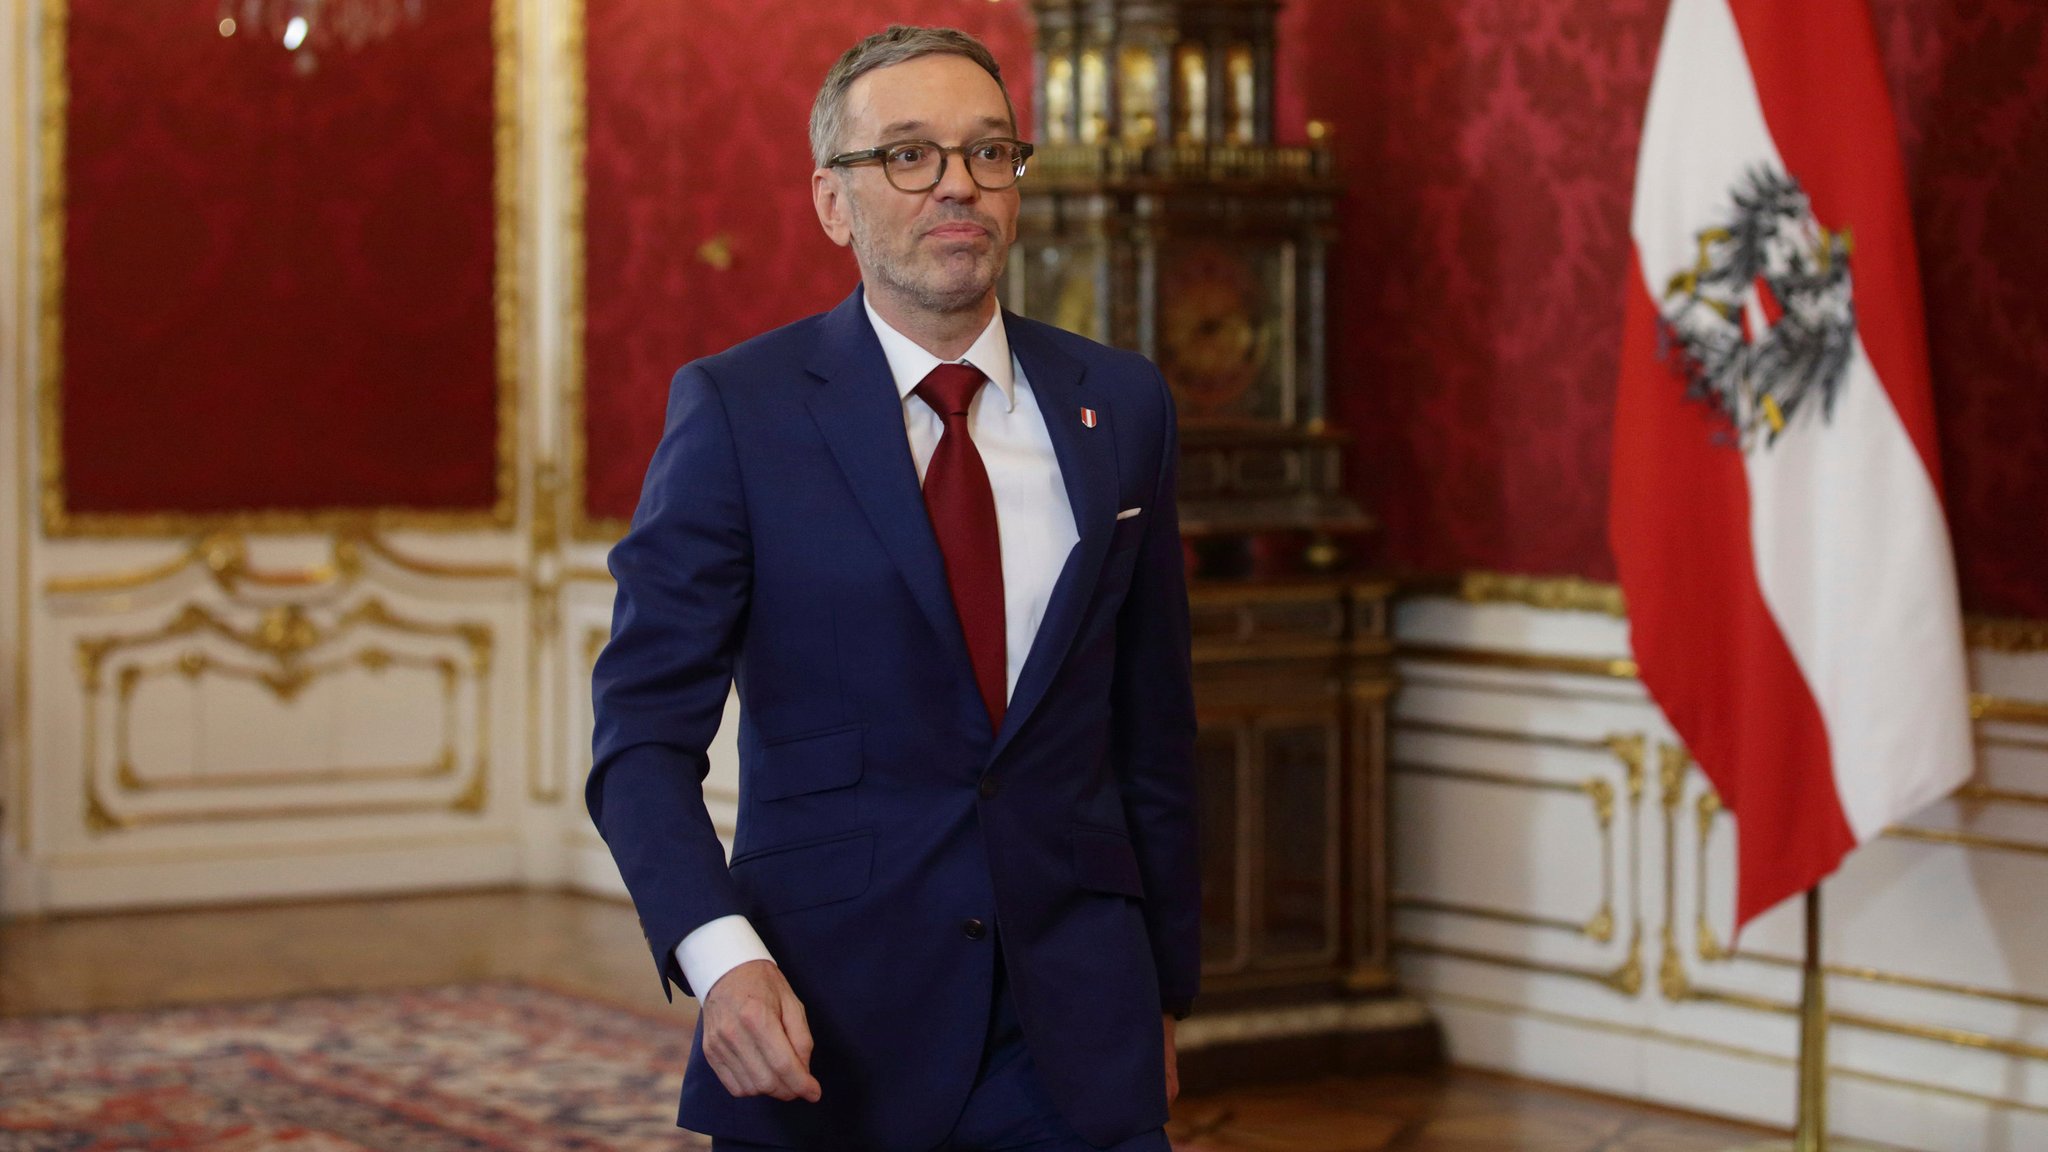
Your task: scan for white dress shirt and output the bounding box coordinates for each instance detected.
[674,298,1079,1000]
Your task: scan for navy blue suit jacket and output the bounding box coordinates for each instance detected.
[589,286,1200,1150]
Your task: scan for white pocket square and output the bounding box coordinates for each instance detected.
[1115,507,1143,520]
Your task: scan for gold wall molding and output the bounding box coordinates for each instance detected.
[1423,989,2048,1121]
[1400,641,2042,728]
[77,599,492,684]
[561,0,627,543]
[1451,572,1628,617]
[1399,644,1639,681]
[13,0,35,855]
[1419,573,2048,656]
[1172,997,1434,1051]
[111,650,460,791]
[33,0,523,537]
[1659,744,2048,1073]
[1397,931,1644,997]
[1713,946,2048,1015]
[44,530,521,599]
[1881,824,2048,859]
[1976,694,2048,726]
[1390,720,1646,992]
[77,597,493,832]
[1969,615,2048,654]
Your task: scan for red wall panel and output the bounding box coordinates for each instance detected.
[580,1,2047,618]
[1277,0,2048,617]
[57,0,503,524]
[580,0,1032,526]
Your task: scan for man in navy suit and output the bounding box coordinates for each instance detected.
[590,24,1198,1151]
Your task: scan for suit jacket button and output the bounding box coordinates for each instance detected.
[978,776,999,799]
[962,918,987,940]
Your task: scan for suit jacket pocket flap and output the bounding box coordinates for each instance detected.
[1071,826,1146,898]
[756,724,864,801]
[730,830,874,916]
[1108,511,1146,552]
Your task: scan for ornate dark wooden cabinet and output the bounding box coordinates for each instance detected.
[1015,0,1427,1082]
[1189,579,1394,1003]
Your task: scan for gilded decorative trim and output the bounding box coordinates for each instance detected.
[1172,997,1433,1051]
[1390,722,1646,970]
[1717,948,2048,1014]
[1953,780,2048,809]
[1975,693,2048,726]
[561,0,627,542]
[1402,645,2048,738]
[1967,615,2048,653]
[111,650,460,790]
[1455,571,1627,617]
[1882,824,2048,859]
[12,0,35,852]
[77,596,493,831]
[34,0,522,536]
[1399,643,1639,681]
[1399,666,1640,706]
[84,787,487,831]
[1662,748,2048,1072]
[1398,928,1643,997]
[76,599,492,681]
[1424,989,2048,1120]
[44,530,521,597]
[1418,574,2046,655]
[1395,715,1617,755]
[1393,895,1605,942]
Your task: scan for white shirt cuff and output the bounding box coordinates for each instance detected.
[673,914,775,999]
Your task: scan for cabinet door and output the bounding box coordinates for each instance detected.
[1254,719,1342,966]
[1196,722,1249,971]
[1195,710,1344,977]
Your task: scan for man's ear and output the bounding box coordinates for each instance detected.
[812,168,853,248]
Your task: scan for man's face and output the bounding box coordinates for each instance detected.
[813,54,1021,317]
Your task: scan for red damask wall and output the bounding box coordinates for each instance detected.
[60,0,502,521]
[1277,0,2048,617]
[580,0,1032,524]
[580,1,2046,617]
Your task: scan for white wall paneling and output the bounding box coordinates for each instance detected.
[1391,593,2048,1149]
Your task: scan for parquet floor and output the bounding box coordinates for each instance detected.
[0,889,1781,1150]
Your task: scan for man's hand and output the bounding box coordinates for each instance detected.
[1163,1013,1180,1105]
[700,959,822,1102]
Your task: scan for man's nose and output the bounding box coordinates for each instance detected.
[932,150,981,202]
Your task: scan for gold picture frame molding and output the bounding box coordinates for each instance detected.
[560,0,628,543]
[1424,569,2048,653]
[32,0,523,537]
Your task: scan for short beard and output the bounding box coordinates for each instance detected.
[846,191,1008,315]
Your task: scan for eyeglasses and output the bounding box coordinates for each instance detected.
[826,137,1036,193]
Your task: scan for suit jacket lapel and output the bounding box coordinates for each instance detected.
[991,313,1118,764]
[804,289,979,696]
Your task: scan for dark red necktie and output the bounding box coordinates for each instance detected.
[914,363,1006,732]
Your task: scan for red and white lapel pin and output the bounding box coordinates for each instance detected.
[1079,407,1098,428]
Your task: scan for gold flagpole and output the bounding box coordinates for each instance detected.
[1734,885,1882,1152]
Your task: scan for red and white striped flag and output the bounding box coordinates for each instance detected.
[1610,0,1973,929]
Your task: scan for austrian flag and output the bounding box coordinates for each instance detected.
[1610,0,1973,928]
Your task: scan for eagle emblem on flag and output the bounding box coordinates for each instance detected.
[1656,166,1858,451]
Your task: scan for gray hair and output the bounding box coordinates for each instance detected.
[809,25,1016,167]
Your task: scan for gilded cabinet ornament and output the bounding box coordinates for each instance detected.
[1017,0,1369,581]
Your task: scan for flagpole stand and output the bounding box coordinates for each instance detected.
[1727,887,1887,1152]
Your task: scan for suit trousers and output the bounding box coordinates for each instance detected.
[707,931,1172,1152]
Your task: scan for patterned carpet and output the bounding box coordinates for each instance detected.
[0,976,1778,1151]
[0,981,708,1150]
